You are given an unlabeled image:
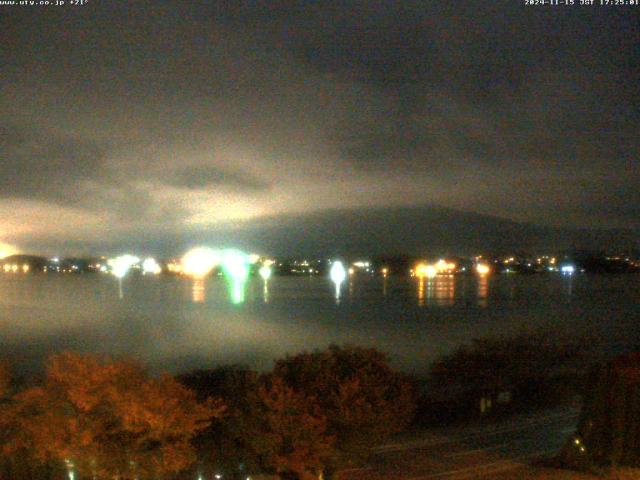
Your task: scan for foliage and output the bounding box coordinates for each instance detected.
[180,365,332,479]
[244,375,333,480]
[272,345,416,471]
[9,352,224,480]
[429,333,592,406]
[179,347,415,479]
[570,353,640,468]
[179,365,261,476]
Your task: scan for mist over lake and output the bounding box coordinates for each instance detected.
[1,273,638,377]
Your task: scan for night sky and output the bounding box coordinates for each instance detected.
[1,1,638,257]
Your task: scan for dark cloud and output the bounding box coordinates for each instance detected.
[168,164,270,192]
[0,123,107,203]
[1,1,638,254]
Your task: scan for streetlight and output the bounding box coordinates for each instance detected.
[259,264,272,302]
[108,254,139,298]
[330,260,346,303]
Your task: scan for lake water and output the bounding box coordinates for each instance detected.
[1,273,639,376]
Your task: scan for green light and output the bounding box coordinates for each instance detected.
[221,249,250,304]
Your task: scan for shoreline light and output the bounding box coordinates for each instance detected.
[330,260,346,301]
[416,263,437,279]
[259,264,272,281]
[221,250,250,304]
[108,255,139,279]
[476,263,491,275]
[142,257,162,275]
[181,247,220,279]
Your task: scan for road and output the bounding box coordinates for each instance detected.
[341,407,579,480]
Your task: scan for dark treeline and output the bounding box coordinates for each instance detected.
[0,336,599,480]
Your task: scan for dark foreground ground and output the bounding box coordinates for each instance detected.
[335,406,599,479]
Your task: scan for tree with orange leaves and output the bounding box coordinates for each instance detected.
[272,345,416,476]
[241,375,333,480]
[13,352,224,480]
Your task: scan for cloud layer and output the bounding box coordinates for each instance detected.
[1,1,638,254]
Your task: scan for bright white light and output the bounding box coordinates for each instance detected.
[108,255,140,279]
[221,250,250,281]
[181,247,220,279]
[0,242,19,260]
[353,261,370,268]
[561,265,575,274]
[248,253,260,264]
[142,257,162,275]
[330,261,346,285]
[220,250,250,304]
[259,264,272,281]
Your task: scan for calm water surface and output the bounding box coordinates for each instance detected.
[1,273,639,376]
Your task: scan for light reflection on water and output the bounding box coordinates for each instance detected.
[0,273,638,376]
[191,279,205,303]
[477,275,489,308]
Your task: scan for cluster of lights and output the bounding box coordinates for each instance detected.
[415,263,438,279]
[475,263,491,275]
[415,259,456,279]
[2,263,29,273]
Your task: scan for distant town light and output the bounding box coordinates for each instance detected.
[330,261,347,302]
[181,247,220,279]
[330,261,346,285]
[476,263,490,275]
[435,259,456,273]
[221,250,250,282]
[259,264,272,281]
[142,257,162,275]
[108,254,140,279]
[416,263,437,279]
[561,265,575,275]
[221,250,250,304]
